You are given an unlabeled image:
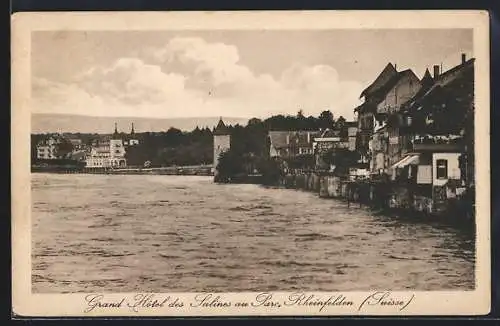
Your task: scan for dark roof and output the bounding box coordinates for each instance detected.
[268,131,289,149]
[354,102,377,114]
[403,58,474,113]
[360,63,398,99]
[268,130,320,149]
[372,69,418,102]
[213,118,230,135]
[355,69,420,113]
[319,128,339,138]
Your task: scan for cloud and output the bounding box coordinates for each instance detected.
[32,37,364,120]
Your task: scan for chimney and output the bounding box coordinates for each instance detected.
[461,53,466,64]
[433,65,440,79]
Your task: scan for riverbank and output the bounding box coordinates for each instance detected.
[31,165,214,176]
[274,172,475,228]
[216,171,474,228]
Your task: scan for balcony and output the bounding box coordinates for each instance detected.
[409,141,462,153]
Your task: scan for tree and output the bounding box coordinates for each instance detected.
[287,154,315,170]
[248,118,262,126]
[55,139,74,158]
[322,147,360,176]
[256,157,283,185]
[335,116,346,129]
[318,110,334,129]
[215,149,246,182]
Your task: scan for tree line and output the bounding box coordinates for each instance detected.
[31,110,344,170]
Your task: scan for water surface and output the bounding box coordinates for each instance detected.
[32,173,475,293]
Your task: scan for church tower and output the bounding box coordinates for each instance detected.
[110,122,126,167]
[129,123,139,146]
[213,118,231,176]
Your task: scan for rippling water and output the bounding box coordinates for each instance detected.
[31,173,475,293]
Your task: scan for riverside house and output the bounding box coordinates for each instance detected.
[36,135,64,160]
[385,53,474,214]
[354,63,422,176]
[268,130,320,159]
[313,121,358,172]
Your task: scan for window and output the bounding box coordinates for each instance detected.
[436,159,448,179]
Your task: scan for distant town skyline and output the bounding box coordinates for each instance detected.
[32,29,473,121]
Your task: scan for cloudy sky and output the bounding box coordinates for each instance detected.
[32,29,472,121]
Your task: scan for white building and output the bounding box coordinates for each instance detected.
[36,136,62,159]
[85,124,127,168]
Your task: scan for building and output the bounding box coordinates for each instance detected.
[354,63,421,170]
[313,129,343,171]
[393,53,474,183]
[36,135,63,159]
[67,138,84,151]
[123,123,140,147]
[268,130,320,159]
[369,124,388,175]
[85,123,127,168]
[213,118,231,175]
[354,63,398,162]
[387,143,464,213]
[386,53,474,213]
[313,121,357,172]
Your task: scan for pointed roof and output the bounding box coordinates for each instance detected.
[402,58,474,113]
[359,63,398,99]
[422,68,433,84]
[113,123,119,138]
[213,118,230,135]
[131,123,135,135]
[355,68,420,113]
[319,128,338,138]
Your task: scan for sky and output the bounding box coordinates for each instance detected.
[31,29,473,121]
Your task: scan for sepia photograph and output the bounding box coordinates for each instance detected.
[12,11,490,316]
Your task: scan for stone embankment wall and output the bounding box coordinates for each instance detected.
[278,173,474,224]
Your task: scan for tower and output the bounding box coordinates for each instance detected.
[113,122,119,138]
[213,118,231,175]
[110,123,126,167]
[128,122,139,146]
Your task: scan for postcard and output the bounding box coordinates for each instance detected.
[11,10,490,317]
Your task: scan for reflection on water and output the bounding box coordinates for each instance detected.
[31,173,475,293]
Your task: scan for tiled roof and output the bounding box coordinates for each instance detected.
[403,58,474,113]
[355,69,420,113]
[268,130,320,149]
[213,118,230,135]
[360,63,398,99]
[268,131,289,149]
[319,128,339,138]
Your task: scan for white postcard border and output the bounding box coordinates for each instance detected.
[11,10,491,317]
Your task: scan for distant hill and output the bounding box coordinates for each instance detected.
[31,113,250,134]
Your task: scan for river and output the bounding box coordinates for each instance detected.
[31,173,475,293]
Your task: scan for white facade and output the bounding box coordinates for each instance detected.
[213,134,231,171]
[86,139,127,168]
[36,137,61,159]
